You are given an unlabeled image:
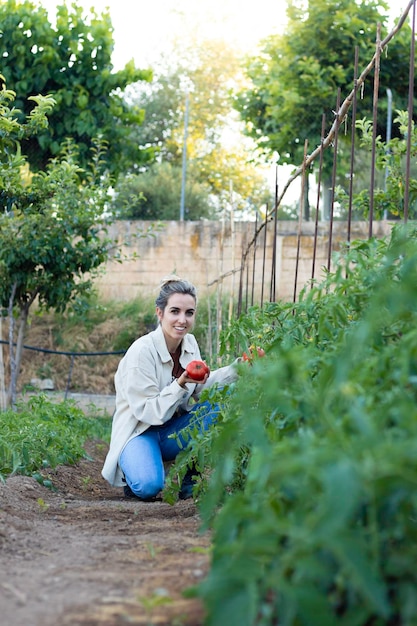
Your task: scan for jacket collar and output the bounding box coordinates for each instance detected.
[152,323,195,363]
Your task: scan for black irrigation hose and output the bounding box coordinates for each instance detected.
[0,340,126,398]
[0,339,125,357]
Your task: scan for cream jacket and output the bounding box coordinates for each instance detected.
[102,324,239,487]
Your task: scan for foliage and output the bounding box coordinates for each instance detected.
[112,161,213,220]
[235,0,413,170]
[114,38,272,218]
[0,139,114,318]
[177,224,417,624]
[0,395,111,485]
[0,0,152,177]
[128,38,245,166]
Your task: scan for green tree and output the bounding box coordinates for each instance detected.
[235,0,414,215]
[0,0,152,177]
[0,85,117,408]
[129,39,244,165]
[116,38,272,219]
[113,161,213,220]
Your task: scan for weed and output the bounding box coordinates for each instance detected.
[37,498,49,512]
[137,591,173,626]
[187,546,211,555]
[146,543,164,559]
[81,475,91,490]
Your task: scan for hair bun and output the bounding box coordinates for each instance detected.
[159,274,183,287]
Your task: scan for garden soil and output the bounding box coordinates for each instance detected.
[0,440,211,626]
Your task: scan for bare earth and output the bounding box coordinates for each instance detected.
[0,441,211,626]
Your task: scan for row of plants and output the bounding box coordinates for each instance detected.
[171,224,417,625]
[0,395,111,486]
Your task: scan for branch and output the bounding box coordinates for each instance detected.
[207,266,243,287]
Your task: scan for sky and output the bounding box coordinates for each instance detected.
[39,0,411,70]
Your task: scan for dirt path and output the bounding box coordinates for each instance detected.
[0,442,210,626]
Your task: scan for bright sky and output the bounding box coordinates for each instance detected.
[39,0,410,70]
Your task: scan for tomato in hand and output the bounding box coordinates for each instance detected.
[186,360,210,381]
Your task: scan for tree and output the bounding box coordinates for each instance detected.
[115,38,272,219]
[0,0,152,177]
[112,161,213,220]
[235,0,414,215]
[0,85,117,408]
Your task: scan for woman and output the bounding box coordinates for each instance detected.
[102,275,239,501]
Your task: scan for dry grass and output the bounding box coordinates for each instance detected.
[2,312,146,395]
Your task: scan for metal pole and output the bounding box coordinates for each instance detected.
[312,114,326,286]
[327,89,341,271]
[293,139,308,304]
[383,88,392,220]
[251,214,257,307]
[270,166,278,302]
[403,0,416,223]
[180,92,189,221]
[347,47,359,241]
[369,23,382,238]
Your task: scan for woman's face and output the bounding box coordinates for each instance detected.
[156,292,196,351]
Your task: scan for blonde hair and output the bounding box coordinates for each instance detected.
[155,275,197,311]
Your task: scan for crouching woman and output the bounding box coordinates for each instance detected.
[102,275,239,501]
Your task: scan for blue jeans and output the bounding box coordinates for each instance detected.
[119,400,219,499]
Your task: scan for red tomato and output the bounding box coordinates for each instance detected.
[242,346,265,362]
[186,360,210,381]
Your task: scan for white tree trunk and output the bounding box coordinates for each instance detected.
[0,316,6,411]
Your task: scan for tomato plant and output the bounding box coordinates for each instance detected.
[187,224,417,626]
[0,395,111,485]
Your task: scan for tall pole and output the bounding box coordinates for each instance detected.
[383,88,392,219]
[0,316,5,411]
[180,92,189,221]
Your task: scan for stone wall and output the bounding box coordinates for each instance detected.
[95,220,393,304]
